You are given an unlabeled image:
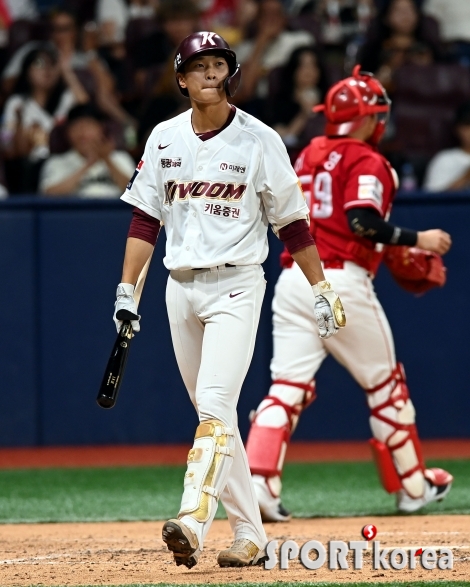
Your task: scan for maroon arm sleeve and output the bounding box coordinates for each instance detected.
[127,207,160,246]
[278,219,315,255]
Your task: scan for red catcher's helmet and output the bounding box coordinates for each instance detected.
[174,31,241,97]
[314,65,391,146]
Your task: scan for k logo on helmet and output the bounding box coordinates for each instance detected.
[201,32,216,46]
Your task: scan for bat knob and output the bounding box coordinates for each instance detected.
[116,309,139,321]
[97,394,116,409]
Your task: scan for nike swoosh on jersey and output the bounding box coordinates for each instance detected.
[229,291,245,298]
[158,143,171,150]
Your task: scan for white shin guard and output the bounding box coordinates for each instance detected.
[179,419,235,524]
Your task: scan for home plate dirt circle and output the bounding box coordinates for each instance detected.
[0,516,469,585]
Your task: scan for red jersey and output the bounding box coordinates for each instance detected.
[282,136,398,274]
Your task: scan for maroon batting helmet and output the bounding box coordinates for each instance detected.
[174,31,241,97]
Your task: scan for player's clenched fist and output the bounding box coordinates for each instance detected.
[312,280,346,339]
[416,229,452,256]
[113,283,141,333]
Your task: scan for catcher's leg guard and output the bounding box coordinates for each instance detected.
[178,419,234,523]
[366,364,426,498]
[246,379,316,494]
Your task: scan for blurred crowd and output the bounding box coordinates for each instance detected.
[1,0,470,198]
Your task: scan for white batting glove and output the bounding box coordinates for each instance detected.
[114,283,141,333]
[312,280,346,339]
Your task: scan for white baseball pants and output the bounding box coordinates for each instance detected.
[263,261,428,499]
[166,264,267,549]
[271,260,396,388]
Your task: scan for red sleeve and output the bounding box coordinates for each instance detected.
[279,219,315,255]
[342,152,393,217]
[128,207,160,245]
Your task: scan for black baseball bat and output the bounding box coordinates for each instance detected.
[96,311,135,409]
[96,255,152,409]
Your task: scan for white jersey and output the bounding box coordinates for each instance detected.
[121,107,308,270]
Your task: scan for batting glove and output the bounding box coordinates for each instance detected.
[312,280,346,339]
[114,283,141,333]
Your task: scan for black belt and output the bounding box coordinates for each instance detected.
[192,263,236,270]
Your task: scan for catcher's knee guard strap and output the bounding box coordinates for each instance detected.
[246,380,316,478]
[272,379,317,422]
[366,364,425,497]
[178,419,234,523]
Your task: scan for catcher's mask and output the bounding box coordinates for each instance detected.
[314,65,391,146]
[174,31,241,98]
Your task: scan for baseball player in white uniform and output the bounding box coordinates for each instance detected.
[245,66,453,522]
[112,32,346,569]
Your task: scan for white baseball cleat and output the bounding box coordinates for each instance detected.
[253,476,291,522]
[217,538,268,567]
[162,518,200,568]
[396,468,453,513]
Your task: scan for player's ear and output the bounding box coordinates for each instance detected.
[176,72,187,91]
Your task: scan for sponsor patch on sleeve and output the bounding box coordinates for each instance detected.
[357,175,383,207]
[126,159,144,190]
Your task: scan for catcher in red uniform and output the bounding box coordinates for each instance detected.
[245,66,453,521]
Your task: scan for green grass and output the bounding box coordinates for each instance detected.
[283,460,470,518]
[0,460,468,523]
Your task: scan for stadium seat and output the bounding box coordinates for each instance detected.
[392,64,470,158]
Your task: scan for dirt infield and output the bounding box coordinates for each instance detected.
[0,517,468,585]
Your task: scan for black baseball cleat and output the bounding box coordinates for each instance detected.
[162,519,200,569]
